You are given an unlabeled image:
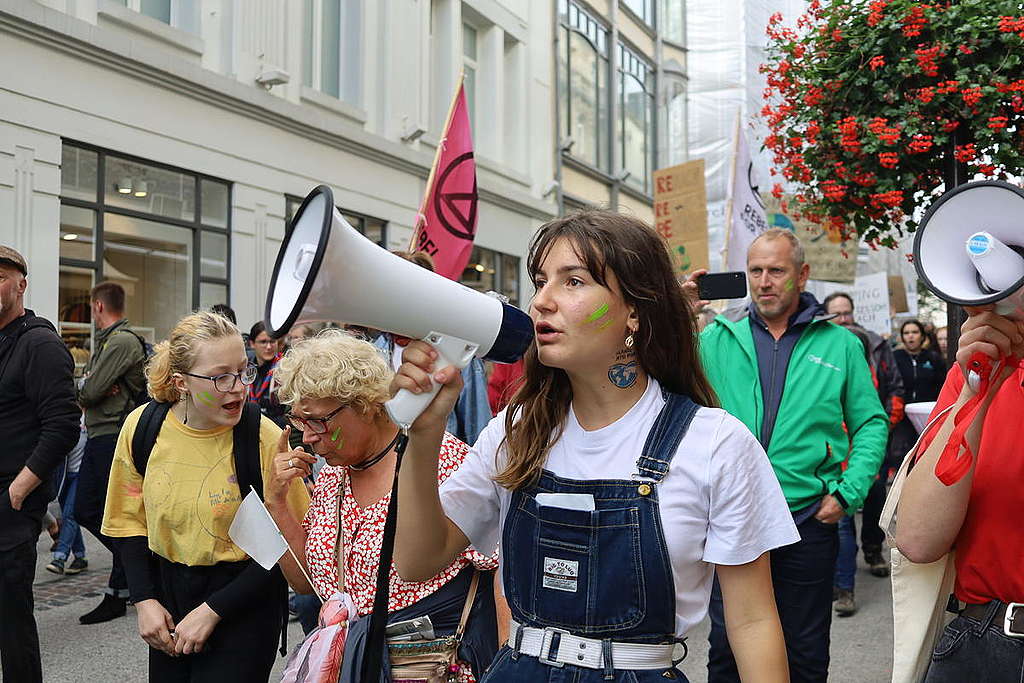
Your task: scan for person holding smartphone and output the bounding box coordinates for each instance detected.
[392,210,798,682]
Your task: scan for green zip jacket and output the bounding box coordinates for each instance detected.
[78,319,146,439]
[699,314,888,513]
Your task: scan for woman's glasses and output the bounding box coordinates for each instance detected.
[181,364,258,393]
[285,404,346,434]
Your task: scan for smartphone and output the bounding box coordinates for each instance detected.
[697,271,748,300]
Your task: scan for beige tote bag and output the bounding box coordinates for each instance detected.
[880,405,956,683]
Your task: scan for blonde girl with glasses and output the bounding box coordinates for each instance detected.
[101,311,310,682]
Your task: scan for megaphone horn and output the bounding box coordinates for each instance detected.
[265,185,533,428]
[914,179,1024,389]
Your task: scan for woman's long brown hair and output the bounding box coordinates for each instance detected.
[495,210,719,490]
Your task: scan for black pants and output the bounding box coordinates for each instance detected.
[0,539,42,683]
[708,513,839,683]
[75,434,128,595]
[859,468,888,551]
[149,558,282,682]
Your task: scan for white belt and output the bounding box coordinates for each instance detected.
[509,621,676,670]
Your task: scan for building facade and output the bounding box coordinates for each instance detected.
[553,0,687,221]
[1,0,684,364]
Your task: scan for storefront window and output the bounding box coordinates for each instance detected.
[460,246,519,305]
[59,142,230,358]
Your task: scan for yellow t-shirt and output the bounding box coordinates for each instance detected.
[102,405,309,566]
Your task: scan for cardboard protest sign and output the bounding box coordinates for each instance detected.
[762,196,856,283]
[653,159,709,276]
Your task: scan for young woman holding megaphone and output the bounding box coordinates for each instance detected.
[392,210,798,682]
[895,306,1024,682]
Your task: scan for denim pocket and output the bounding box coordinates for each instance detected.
[525,501,645,633]
[931,618,971,661]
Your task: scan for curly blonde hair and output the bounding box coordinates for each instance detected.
[275,329,393,415]
[147,311,241,403]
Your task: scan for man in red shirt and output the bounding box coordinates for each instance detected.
[896,305,1024,681]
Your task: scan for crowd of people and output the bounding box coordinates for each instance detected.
[0,201,1020,682]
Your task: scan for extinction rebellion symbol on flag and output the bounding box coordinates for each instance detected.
[434,151,478,241]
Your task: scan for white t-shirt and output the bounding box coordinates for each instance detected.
[440,377,799,636]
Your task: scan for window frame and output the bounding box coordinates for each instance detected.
[617,40,656,196]
[285,194,388,249]
[459,245,520,307]
[302,0,362,104]
[558,0,612,174]
[58,140,232,334]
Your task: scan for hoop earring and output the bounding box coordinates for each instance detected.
[624,333,635,349]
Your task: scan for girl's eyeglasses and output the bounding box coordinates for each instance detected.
[181,364,258,393]
[285,404,346,434]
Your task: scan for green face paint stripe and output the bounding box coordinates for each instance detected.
[197,392,215,406]
[784,279,795,291]
[587,303,610,323]
[597,318,614,330]
[331,427,342,442]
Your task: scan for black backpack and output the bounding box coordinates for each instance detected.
[116,329,155,411]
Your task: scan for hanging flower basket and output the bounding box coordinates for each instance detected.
[761,0,1024,247]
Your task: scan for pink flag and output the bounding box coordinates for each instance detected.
[411,79,477,280]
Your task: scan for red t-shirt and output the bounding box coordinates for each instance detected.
[926,365,1024,604]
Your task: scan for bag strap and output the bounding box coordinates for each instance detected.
[453,570,481,645]
[232,402,264,499]
[131,401,171,477]
[880,404,956,546]
[334,482,346,593]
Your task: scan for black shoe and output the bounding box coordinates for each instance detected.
[65,557,88,575]
[834,589,857,616]
[79,594,126,624]
[863,546,890,578]
[45,558,65,575]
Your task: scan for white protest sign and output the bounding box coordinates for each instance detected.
[807,273,891,337]
[725,130,770,272]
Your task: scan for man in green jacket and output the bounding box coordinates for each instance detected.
[699,229,887,683]
[74,281,146,625]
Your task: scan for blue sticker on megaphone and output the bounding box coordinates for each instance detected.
[967,233,991,256]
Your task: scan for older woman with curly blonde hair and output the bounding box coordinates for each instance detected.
[265,330,499,683]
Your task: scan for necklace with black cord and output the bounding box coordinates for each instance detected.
[348,430,402,471]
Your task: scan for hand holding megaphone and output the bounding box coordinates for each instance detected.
[956,306,1024,393]
[390,340,466,432]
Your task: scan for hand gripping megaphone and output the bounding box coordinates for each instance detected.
[913,179,1024,389]
[264,185,533,428]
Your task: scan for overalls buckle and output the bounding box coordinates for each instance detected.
[537,627,571,667]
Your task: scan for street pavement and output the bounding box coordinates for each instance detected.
[32,515,893,682]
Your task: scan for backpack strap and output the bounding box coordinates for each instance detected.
[232,402,264,499]
[131,401,171,477]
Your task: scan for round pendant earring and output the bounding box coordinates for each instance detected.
[625,333,635,349]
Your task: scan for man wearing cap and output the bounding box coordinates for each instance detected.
[0,246,80,682]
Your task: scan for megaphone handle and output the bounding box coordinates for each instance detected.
[385,333,479,430]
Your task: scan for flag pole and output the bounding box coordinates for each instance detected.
[722,110,742,268]
[408,70,467,252]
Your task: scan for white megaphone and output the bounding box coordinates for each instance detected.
[914,180,1024,388]
[265,186,533,428]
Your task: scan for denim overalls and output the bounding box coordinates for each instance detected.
[482,392,698,682]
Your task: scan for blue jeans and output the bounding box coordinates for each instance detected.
[833,515,856,591]
[53,469,85,561]
[925,609,1024,682]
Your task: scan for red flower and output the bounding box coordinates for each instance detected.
[958,44,973,55]
[977,164,997,176]
[961,87,983,107]
[869,55,886,71]
[907,134,934,154]
[832,29,843,41]
[772,183,784,199]
[913,44,942,77]
[988,116,1009,130]
[821,180,847,202]
[901,5,928,38]
[954,143,977,162]
[878,152,900,168]
[868,0,889,27]
[916,87,935,103]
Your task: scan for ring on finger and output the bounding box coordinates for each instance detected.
[289,458,297,468]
